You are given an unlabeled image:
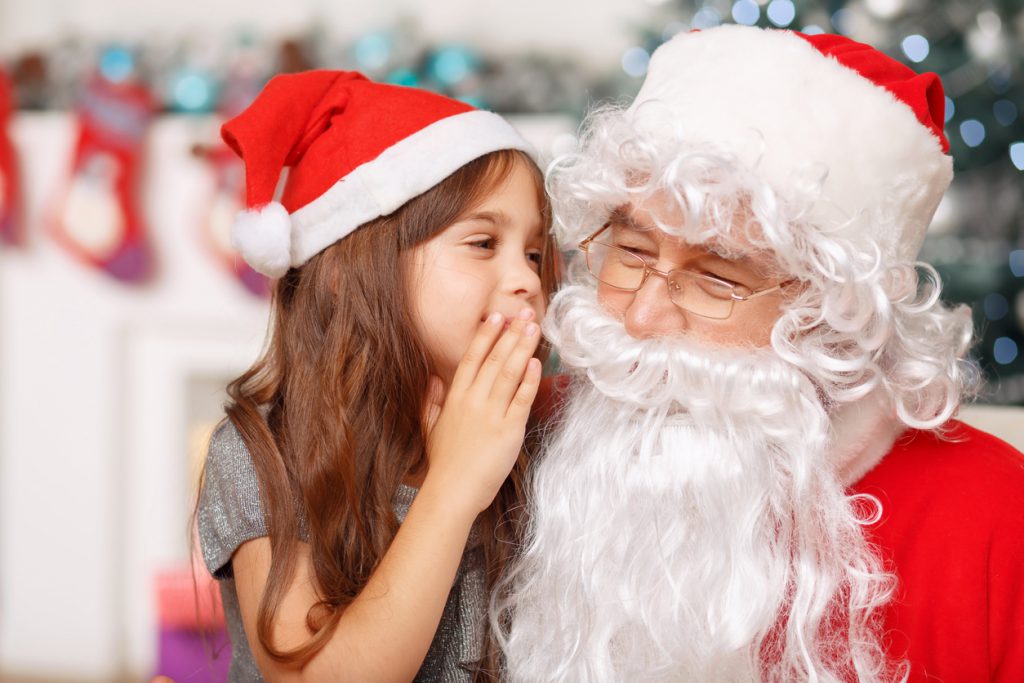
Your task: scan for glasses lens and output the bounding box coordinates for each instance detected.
[585,241,646,290]
[668,271,735,319]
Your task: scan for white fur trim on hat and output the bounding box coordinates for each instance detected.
[288,109,534,266]
[230,201,292,278]
[633,25,952,263]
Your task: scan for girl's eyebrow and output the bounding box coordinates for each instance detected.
[459,210,509,225]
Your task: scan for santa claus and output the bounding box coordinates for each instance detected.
[495,26,1024,682]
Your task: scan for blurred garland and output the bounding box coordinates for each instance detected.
[3,24,597,118]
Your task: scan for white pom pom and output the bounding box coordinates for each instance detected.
[230,202,293,278]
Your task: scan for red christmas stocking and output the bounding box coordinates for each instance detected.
[0,69,23,247]
[52,75,155,282]
[195,142,269,297]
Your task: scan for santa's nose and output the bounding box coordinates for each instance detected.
[622,275,688,339]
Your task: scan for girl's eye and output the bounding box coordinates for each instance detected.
[526,250,543,270]
[469,237,496,250]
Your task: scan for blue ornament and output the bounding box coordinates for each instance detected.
[99,46,136,84]
[167,68,218,113]
[386,68,420,88]
[426,46,480,87]
[353,32,393,71]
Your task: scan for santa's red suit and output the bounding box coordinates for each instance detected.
[852,421,1024,682]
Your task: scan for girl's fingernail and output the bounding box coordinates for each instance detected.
[518,308,534,320]
[525,322,538,336]
[489,312,503,325]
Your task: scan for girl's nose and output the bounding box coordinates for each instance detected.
[509,257,543,300]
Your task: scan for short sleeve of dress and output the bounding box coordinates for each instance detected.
[196,419,268,579]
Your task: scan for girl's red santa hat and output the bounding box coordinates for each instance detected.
[631,25,952,263]
[223,70,533,278]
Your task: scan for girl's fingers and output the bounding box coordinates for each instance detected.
[472,310,533,393]
[506,357,543,420]
[489,320,541,405]
[450,312,505,393]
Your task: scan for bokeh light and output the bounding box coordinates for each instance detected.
[99,46,135,83]
[901,34,930,63]
[993,337,1019,365]
[994,100,1018,126]
[944,96,955,123]
[170,71,216,112]
[959,119,985,147]
[802,24,826,35]
[1010,142,1024,171]
[386,68,419,87]
[353,33,392,71]
[732,0,761,26]
[621,47,650,77]
[1010,249,1024,277]
[864,0,905,20]
[767,0,796,27]
[428,46,478,86]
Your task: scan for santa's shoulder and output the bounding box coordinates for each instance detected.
[853,419,1024,533]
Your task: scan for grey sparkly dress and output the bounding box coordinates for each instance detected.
[197,420,487,682]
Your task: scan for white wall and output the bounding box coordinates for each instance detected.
[0,0,654,75]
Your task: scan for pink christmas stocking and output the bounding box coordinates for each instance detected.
[52,75,155,282]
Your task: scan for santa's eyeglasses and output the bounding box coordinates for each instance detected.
[578,224,788,320]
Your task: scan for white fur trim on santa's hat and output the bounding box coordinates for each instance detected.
[632,25,952,263]
[230,201,293,278]
[288,109,533,266]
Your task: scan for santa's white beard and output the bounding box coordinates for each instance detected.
[495,285,899,683]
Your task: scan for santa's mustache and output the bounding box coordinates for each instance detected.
[542,283,824,430]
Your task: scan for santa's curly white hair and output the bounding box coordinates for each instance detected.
[546,99,979,433]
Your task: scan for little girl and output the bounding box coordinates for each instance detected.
[195,71,558,682]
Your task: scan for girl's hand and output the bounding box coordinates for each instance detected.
[422,308,542,516]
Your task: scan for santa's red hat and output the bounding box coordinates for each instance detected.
[632,26,952,262]
[222,70,533,277]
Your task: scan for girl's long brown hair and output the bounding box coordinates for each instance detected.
[202,149,557,677]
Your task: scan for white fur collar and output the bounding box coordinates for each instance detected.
[830,389,906,486]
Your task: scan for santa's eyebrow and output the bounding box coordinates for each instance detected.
[606,206,645,229]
